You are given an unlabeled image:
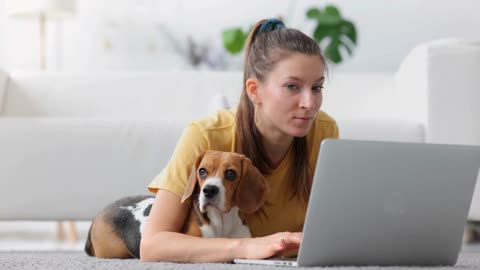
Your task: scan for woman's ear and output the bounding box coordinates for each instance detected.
[246,78,261,105]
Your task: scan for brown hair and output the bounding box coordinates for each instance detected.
[235,19,326,206]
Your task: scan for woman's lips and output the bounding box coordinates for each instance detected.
[295,117,312,120]
[293,117,313,124]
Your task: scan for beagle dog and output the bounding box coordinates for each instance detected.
[85,150,269,259]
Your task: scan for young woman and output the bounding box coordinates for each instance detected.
[140,18,339,263]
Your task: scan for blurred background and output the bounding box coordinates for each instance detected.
[1,0,480,72]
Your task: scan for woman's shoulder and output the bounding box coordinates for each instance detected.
[188,107,236,151]
[309,110,339,139]
[192,107,237,131]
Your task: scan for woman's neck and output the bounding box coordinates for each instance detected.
[254,109,294,168]
[257,127,293,168]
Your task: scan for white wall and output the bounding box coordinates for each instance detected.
[1,0,480,72]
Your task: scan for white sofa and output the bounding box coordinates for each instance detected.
[0,40,479,222]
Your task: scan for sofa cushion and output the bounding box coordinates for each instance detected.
[0,117,184,220]
[1,71,242,125]
[2,70,422,125]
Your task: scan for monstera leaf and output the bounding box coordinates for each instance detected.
[307,5,357,64]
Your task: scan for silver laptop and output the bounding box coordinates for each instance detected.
[234,139,480,267]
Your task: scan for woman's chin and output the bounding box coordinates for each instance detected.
[289,127,310,138]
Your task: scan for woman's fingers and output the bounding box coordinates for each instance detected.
[275,232,302,258]
[279,232,302,246]
[275,232,302,252]
[239,232,303,260]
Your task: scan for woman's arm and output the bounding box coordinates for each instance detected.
[139,189,302,263]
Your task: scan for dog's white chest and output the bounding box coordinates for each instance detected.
[200,207,251,238]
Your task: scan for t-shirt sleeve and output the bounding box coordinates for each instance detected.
[331,121,340,139]
[148,122,209,197]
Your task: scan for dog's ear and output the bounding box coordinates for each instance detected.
[181,151,207,204]
[235,156,270,213]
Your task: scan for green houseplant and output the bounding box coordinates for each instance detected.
[306,5,357,64]
[222,4,357,64]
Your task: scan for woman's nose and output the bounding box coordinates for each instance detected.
[300,90,315,109]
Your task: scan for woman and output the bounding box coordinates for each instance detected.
[140,18,339,263]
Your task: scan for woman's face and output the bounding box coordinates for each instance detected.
[255,53,325,139]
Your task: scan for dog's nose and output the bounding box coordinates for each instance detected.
[202,185,219,199]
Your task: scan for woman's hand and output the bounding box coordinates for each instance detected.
[236,232,302,260]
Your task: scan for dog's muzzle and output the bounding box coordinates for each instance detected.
[200,184,223,212]
[202,185,219,199]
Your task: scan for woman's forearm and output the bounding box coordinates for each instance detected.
[140,231,244,263]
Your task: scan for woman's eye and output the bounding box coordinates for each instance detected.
[286,83,298,90]
[313,85,324,92]
[225,169,237,181]
[198,168,208,178]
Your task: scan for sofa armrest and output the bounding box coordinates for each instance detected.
[395,39,480,145]
[427,41,480,146]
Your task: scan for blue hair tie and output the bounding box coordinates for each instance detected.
[258,18,285,34]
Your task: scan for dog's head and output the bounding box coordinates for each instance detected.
[181,150,269,214]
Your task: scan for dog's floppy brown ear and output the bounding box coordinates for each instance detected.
[181,151,207,204]
[235,156,270,213]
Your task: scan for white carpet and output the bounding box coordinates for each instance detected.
[2,251,480,270]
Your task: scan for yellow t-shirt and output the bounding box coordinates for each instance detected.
[148,107,339,237]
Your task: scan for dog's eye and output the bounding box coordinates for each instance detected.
[198,168,208,178]
[225,169,237,181]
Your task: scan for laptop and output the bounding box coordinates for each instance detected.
[234,139,480,267]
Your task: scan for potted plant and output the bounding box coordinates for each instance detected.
[222,4,357,65]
